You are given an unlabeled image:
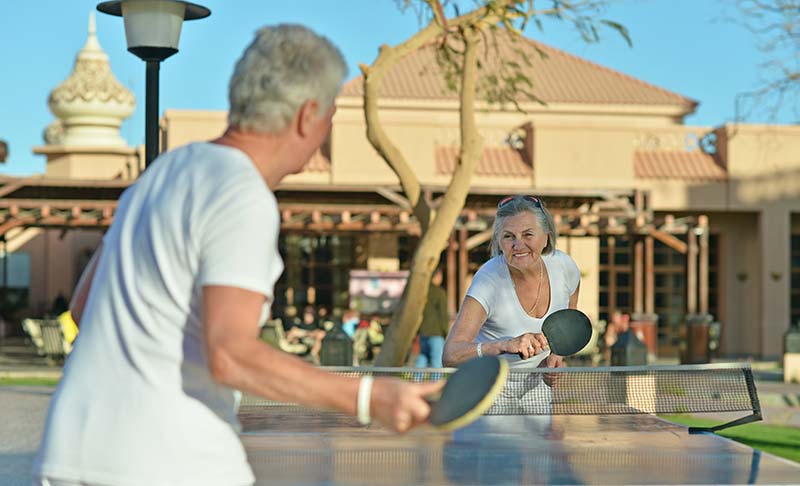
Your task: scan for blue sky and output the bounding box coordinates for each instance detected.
[0,0,791,176]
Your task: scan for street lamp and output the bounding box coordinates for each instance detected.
[96,1,210,168]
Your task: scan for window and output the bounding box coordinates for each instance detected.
[791,234,800,325]
[398,236,419,270]
[598,236,633,323]
[274,234,362,317]
[653,235,687,351]
[0,251,31,315]
[707,234,720,324]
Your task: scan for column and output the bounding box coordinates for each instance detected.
[760,205,791,359]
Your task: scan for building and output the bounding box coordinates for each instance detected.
[2,19,799,360]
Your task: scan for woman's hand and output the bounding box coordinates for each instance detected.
[539,353,565,387]
[502,332,549,360]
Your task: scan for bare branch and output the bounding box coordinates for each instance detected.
[731,0,799,121]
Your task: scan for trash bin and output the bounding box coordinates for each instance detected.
[784,321,800,383]
[611,329,648,366]
[629,313,659,362]
[680,313,713,364]
[320,327,353,366]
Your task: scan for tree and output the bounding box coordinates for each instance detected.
[361,0,629,366]
[732,0,799,121]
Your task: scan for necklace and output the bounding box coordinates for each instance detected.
[512,259,544,315]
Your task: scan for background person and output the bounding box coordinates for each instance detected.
[415,267,449,368]
[285,305,327,364]
[443,195,581,376]
[34,24,441,486]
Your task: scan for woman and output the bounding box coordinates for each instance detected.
[443,195,581,374]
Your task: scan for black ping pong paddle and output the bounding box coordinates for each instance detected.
[540,308,593,356]
[427,356,508,431]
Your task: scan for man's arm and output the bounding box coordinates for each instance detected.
[203,285,442,432]
[70,243,103,326]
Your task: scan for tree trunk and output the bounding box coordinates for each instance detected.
[375,28,483,366]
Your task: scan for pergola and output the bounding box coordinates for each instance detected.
[0,176,711,321]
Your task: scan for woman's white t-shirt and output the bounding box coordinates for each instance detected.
[466,250,580,368]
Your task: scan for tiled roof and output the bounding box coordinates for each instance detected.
[436,145,531,177]
[306,148,331,172]
[634,150,727,181]
[342,33,695,109]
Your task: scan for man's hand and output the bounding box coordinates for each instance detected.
[369,378,444,433]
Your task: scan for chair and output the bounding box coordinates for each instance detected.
[22,318,44,354]
[22,318,68,363]
[260,319,309,355]
[41,320,68,362]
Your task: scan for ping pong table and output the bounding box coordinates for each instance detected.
[239,364,800,485]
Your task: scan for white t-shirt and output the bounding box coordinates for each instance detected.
[34,143,283,486]
[466,250,580,368]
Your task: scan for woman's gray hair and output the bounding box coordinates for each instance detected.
[490,196,557,257]
[228,24,348,133]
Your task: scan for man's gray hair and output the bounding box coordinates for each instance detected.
[228,24,348,133]
[490,196,557,257]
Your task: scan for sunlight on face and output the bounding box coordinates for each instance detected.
[500,212,548,273]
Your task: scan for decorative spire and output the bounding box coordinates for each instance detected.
[46,11,135,147]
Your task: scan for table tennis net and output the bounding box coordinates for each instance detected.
[239,363,761,432]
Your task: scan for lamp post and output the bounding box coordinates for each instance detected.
[96,1,210,168]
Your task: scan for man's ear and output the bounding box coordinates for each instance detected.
[296,99,319,138]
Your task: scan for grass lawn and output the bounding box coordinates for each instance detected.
[662,414,800,464]
[0,377,60,387]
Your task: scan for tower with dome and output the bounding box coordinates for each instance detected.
[34,12,139,180]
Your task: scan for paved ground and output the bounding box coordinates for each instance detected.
[0,386,52,486]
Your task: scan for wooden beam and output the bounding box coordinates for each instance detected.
[0,199,118,209]
[336,222,366,231]
[649,229,688,254]
[375,187,411,209]
[634,238,644,314]
[0,182,24,198]
[608,236,617,313]
[447,232,457,315]
[687,227,698,315]
[0,218,32,236]
[459,227,468,303]
[645,236,654,314]
[698,215,709,315]
[465,229,492,251]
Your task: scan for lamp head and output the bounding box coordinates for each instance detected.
[97,0,210,62]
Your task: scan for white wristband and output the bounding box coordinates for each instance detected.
[357,376,374,425]
[476,342,483,357]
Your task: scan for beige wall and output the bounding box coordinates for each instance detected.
[34,147,140,180]
[21,229,102,315]
[162,110,227,151]
[561,236,599,324]
[23,100,796,360]
[708,212,762,356]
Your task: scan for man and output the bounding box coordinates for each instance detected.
[34,25,441,486]
[415,267,450,368]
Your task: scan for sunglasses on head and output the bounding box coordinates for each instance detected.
[497,195,542,209]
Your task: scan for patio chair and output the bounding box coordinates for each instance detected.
[260,318,309,355]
